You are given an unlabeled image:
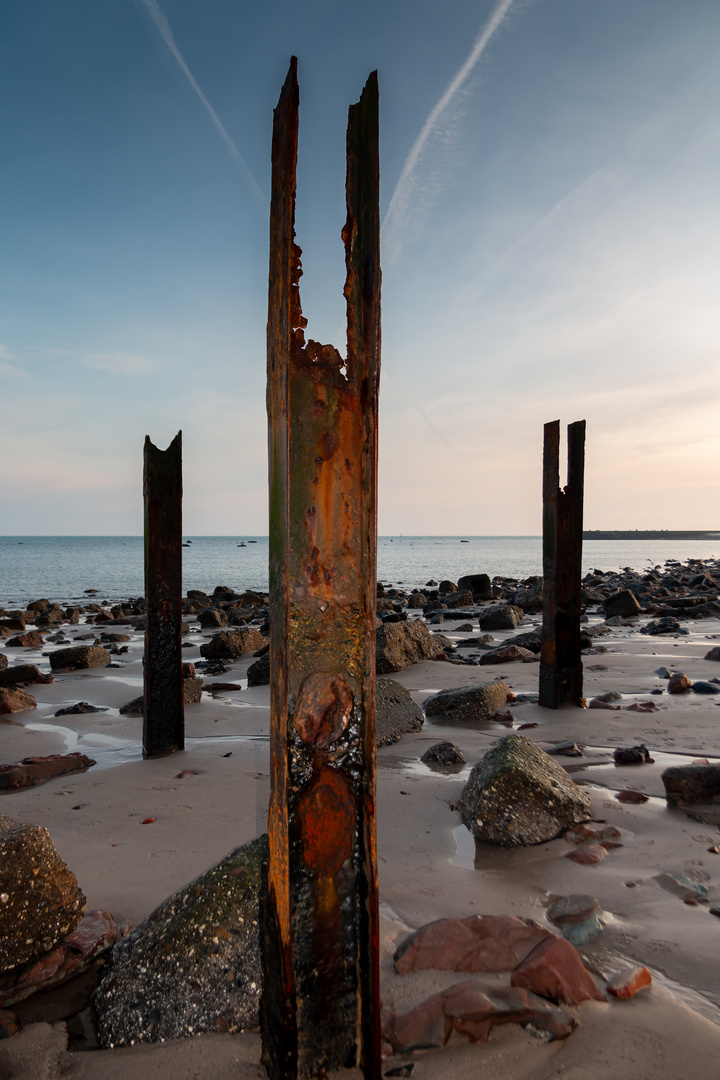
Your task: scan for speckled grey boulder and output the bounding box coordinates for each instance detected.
[93,835,266,1046]
[376,620,446,672]
[423,681,510,723]
[0,814,85,973]
[459,734,591,847]
[48,645,111,672]
[376,677,424,746]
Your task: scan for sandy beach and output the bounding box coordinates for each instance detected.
[2,570,720,1079]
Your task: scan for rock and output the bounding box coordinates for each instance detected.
[246,653,270,686]
[443,590,475,609]
[478,604,524,631]
[376,621,445,673]
[546,895,606,946]
[0,814,86,973]
[662,763,720,806]
[93,835,266,1046]
[654,872,709,902]
[421,741,466,766]
[510,935,605,1005]
[423,682,510,724]
[607,966,652,999]
[478,644,532,665]
[183,677,203,705]
[602,590,641,618]
[0,754,96,791]
[564,823,621,845]
[0,1008,18,1038]
[0,687,36,715]
[393,915,552,975]
[641,617,683,636]
[0,654,6,671]
[512,579,544,613]
[667,672,692,694]
[548,741,583,757]
[567,844,607,865]
[615,789,649,803]
[6,631,44,648]
[381,981,576,1053]
[0,911,121,1008]
[459,734,591,847]
[48,646,111,673]
[692,681,720,694]
[199,628,266,660]
[376,678,423,746]
[406,592,426,609]
[505,630,542,654]
[705,647,720,661]
[457,574,493,600]
[119,696,143,717]
[438,580,457,594]
[199,608,228,629]
[54,702,106,716]
[613,745,654,765]
[0,665,52,686]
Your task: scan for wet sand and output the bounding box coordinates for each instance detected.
[2,592,720,1078]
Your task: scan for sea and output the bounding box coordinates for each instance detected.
[1,535,719,608]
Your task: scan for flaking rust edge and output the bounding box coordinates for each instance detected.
[262,59,381,1080]
[539,419,586,708]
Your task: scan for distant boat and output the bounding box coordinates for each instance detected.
[461,539,469,543]
[238,543,246,547]
[248,540,257,544]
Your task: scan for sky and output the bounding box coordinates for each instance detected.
[2,0,720,536]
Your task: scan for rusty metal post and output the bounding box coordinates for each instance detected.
[263,58,381,1080]
[539,420,586,708]
[143,431,184,756]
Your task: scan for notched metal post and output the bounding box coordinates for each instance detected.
[143,431,184,757]
[263,57,381,1080]
[539,420,586,708]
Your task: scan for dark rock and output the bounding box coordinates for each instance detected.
[246,653,270,686]
[668,672,692,694]
[459,734,591,847]
[662,763,720,806]
[438,581,457,594]
[613,745,654,765]
[376,621,445,673]
[54,702,107,716]
[0,814,86,973]
[406,592,426,609]
[195,659,231,675]
[199,628,267,660]
[423,682,510,724]
[705,647,720,661]
[640,617,682,635]
[0,688,36,715]
[602,590,641,618]
[505,630,542,654]
[0,754,96,791]
[6,631,44,648]
[93,835,267,1046]
[0,665,52,686]
[512,579,544,613]
[199,608,228,629]
[0,1008,18,1038]
[692,681,720,694]
[49,646,111,673]
[119,696,143,717]
[421,741,466,766]
[457,574,493,600]
[443,590,474,609]
[376,678,423,746]
[0,655,6,672]
[478,604,524,631]
[478,644,532,665]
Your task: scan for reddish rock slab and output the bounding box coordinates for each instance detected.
[511,935,605,1005]
[5,631,44,649]
[0,911,121,1007]
[393,915,552,975]
[615,790,649,804]
[0,754,96,791]
[607,966,652,999]
[567,844,607,865]
[0,688,36,715]
[381,981,577,1054]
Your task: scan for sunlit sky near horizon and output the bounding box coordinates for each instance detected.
[2,0,720,536]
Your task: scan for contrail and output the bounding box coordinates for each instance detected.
[383,0,516,263]
[138,0,267,209]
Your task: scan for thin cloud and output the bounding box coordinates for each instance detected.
[383,0,516,265]
[83,351,158,376]
[138,0,267,209]
[0,345,28,378]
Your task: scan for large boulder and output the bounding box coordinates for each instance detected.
[93,835,266,1046]
[458,574,493,601]
[199,628,267,660]
[198,608,228,629]
[0,814,86,973]
[478,604,525,631]
[376,621,445,673]
[423,682,510,724]
[49,645,111,672]
[459,734,591,847]
[512,578,544,613]
[0,687,37,714]
[662,763,720,806]
[376,677,424,746]
[0,664,52,686]
[602,590,641,619]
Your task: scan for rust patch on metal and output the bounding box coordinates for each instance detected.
[293,672,352,749]
[298,768,355,874]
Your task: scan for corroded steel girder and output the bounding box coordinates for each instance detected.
[262,58,381,1080]
[539,420,586,708]
[143,431,184,756]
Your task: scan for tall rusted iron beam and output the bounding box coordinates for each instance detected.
[263,58,381,1080]
[143,431,184,757]
[539,420,586,708]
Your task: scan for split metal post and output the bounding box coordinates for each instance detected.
[263,58,381,1080]
[143,431,184,756]
[539,419,586,709]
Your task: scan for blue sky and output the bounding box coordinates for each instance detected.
[2,0,719,535]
